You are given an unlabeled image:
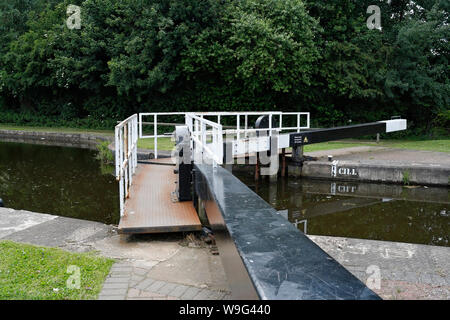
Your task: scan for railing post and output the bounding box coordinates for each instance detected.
[139,113,143,138]
[307,112,310,129]
[236,114,240,141]
[201,121,206,163]
[269,114,272,137]
[154,114,158,159]
[119,128,124,216]
[115,127,120,178]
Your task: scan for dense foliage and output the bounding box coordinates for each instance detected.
[0,0,448,134]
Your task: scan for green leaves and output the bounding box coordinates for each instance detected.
[0,0,447,133]
[181,0,319,95]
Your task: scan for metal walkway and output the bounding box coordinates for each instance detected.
[114,112,406,234]
[115,111,311,234]
[118,163,201,234]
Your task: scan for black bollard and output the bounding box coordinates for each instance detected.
[0,198,4,207]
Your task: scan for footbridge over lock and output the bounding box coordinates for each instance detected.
[114,111,406,299]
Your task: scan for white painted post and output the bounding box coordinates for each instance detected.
[139,113,143,138]
[244,114,248,137]
[115,127,120,178]
[128,121,132,185]
[119,128,124,216]
[213,127,217,168]
[236,114,240,141]
[269,114,272,137]
[154,114,158,159]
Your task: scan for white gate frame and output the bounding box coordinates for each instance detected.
[185,113,223,167]
[115,114,138,217]
[138,111,310,159]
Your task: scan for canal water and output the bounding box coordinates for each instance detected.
[1,140,448,247]
[234,171,449,247]
[0,140,119,224]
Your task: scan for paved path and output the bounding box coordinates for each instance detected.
[99,262,230,300]
[305,146,389,159]
[307,147,450,166]
[2,208,449,300]
[0,208,231,300]
[308,235,450,300]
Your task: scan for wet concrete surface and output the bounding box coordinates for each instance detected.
[299,147,450,186]
[308,235,450,300]
[0,207,231,299]
[1,207,448,299]
[319,147,450,165]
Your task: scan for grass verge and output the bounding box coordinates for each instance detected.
[137,137,175,151]
[376,139,450,153]
[0,240,114,300]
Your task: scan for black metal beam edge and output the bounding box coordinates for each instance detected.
[289,122,387,147]
[194,164,381,300]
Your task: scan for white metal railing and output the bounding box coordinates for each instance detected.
[138,111,309,160]
[188,112,310,158]
[115,111,309,213]
[115,114,138,217]
[186,111,310,140]
[185,113,223,167]
[139,112,186,159]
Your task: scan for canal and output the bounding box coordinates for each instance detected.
[1,140,448,247]
[234,171,449,247]
[0,140,119,225]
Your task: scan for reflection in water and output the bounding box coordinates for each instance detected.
[0,141,119,224]
[234,171,449,247]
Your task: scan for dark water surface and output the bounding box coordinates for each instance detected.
[1,140,448,246]
[234,171,449,247]
[0,141,119,224]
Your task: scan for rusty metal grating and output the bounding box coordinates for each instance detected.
[118,164,201,234]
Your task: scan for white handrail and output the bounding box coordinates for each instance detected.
[115,111,310,215]
[139,112,187,159]
[138,111,310,161]
[115,114,138,217]
[186,113,223,167]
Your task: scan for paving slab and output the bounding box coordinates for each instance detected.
[308,235,450,300]
[0,208,57,238]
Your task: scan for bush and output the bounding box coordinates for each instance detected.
[0,0,447,133]
[95,140,114,164]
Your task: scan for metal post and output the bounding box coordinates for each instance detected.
[269,114,272,137]
[281,148,286,177]
[223,141,233,172]
[139,113,142,138]
[255,153,260,181]
[292,145,304,163]
[154,114,158,159]
[237,115,240,141]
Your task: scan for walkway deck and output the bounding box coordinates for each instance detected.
[118,163,201,234]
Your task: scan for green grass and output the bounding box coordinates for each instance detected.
[376,139,450,153]
[137,137,175,151]
[303,141,370,152]
[1,124,448,153]
[95,140,114,164]
[0,240,114,300]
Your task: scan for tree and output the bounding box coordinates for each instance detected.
[181,0,320,110]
